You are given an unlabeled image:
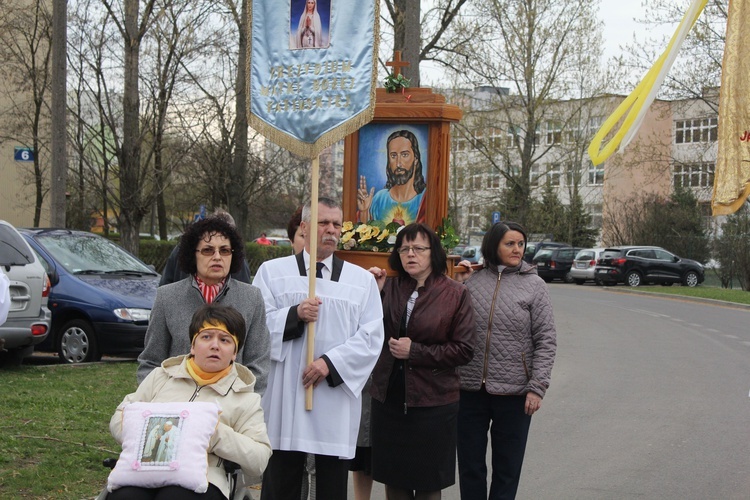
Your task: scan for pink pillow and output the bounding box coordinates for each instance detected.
[107,401,220,493]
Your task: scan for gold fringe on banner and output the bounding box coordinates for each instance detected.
[712,0,750,215]
[246,1,380,160]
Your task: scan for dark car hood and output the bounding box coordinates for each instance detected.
[76,275,158,308]
[680,258,704,269]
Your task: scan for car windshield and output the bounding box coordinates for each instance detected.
[575,250,594,261]
[36,232,154,274]
[534,250,554,260]
[0,225,34,266]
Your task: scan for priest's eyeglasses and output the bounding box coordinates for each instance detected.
[397,246,430,255]
[197,246,233,257]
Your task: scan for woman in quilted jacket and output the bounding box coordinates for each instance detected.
[456,221,557,500]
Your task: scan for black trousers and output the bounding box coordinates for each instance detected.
[107,484,225,500]
[457,389,532,500]
[260,449,348,500]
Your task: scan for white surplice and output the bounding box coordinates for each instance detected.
[253,252,384,459]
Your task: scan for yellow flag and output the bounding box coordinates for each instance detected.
[712,0,750,215]
[588,0,708,166]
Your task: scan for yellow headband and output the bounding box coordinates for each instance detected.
[194,320,240,353]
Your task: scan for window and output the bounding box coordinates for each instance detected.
[487,127,503,150]
[588,204,602,229]
[530,164,541,186]
[468,205,482,229]
[587,162,604,185]
[454,168,466,190]
[654,249,675,261]
[470,175,483,190]
[546,121,562,145]
[547,164,562,186]
[486,173,501,189]
[455,137,468,152]
[505,126,519,148]
[675,117,718,144]
[673,163,715,188]
[587,116,603,138]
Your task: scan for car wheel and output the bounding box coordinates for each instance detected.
[58,319,100,364]
[563,272,575,284]
[626,271,643,287]
[594,277,603,286]
[683,271,699,288]
[574,279,585,285]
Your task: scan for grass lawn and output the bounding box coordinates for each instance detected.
[614,285,750,305]
[0,361,138,499]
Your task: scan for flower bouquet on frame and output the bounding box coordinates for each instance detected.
[339,220,403,252]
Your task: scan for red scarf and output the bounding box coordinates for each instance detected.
[195,276,225,304]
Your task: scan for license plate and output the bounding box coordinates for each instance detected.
[575,262,587,269]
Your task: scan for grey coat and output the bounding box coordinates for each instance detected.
[137,277,271,394]
[458,261,556,398]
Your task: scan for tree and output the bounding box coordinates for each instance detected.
[714,204,750,291]
[603,188,709,263]
[383,0,475,85]
[444,0,608,244]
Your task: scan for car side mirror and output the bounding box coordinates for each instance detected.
[673,256,679,263]
[48,270,60,286]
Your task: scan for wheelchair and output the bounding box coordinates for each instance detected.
[97,458,260,500]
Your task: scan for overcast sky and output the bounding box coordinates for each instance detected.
[421,0,680,85]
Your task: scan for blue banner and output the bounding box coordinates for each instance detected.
[249,0,379,158]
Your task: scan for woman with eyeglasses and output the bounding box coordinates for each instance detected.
[137,217,271,396]
[368,223,476,500]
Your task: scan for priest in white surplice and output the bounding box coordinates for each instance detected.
[253,198,384,500]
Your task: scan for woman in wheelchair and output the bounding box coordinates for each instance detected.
[107,304,272,500]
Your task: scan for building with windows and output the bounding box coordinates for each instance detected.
[447,86,721,245]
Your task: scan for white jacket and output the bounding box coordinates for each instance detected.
[110,356,272,498]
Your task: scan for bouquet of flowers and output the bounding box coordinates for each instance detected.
[339,221,403,252]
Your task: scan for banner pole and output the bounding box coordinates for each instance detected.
[306,157,320,411]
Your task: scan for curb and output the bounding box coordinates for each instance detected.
[596,285,750,311]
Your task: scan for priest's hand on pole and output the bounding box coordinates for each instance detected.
[302,358,330,389]
[297,297,321,322]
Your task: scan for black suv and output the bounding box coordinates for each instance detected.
[595,246,705,287]
[523,241,569,264]
[532,247,582,283]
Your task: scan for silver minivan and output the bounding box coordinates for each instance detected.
[569,247,605,285]
[0,220,51,364]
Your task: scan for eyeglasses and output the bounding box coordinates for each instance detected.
[197,246,233,257]
[397,246,430,255]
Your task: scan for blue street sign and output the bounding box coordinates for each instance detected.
[199,205,206,219]
[14,147,34,162]
[492,211,502,224]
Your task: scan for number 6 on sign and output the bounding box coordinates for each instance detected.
[14,147,34,162]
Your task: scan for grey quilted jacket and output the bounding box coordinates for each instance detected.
[458,261,556,398]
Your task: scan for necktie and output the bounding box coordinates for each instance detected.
[315,262,325,279]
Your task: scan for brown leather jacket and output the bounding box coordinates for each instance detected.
[370,273,476,408]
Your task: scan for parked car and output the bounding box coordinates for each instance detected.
[253,236,291,247]
[523,241,569,263]
[0,221,51,364]
[570,248,606,285]
[532,247,582,283]
[595,246,705,287]
[461,245,483,265]
[20,229,160,363]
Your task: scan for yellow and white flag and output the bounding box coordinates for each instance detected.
[588,0,708,166]
[712,0,750,215]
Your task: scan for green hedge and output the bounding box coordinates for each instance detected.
[138,240,293,276]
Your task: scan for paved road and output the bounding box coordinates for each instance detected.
[29,285,749,499]
[353,284,750,500]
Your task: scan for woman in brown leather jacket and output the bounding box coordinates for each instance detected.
[369,223,476,500]
[456,222,557,500]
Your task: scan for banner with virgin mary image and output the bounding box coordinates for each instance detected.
[248,0,379,159]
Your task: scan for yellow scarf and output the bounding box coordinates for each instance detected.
[186,357,233,386]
